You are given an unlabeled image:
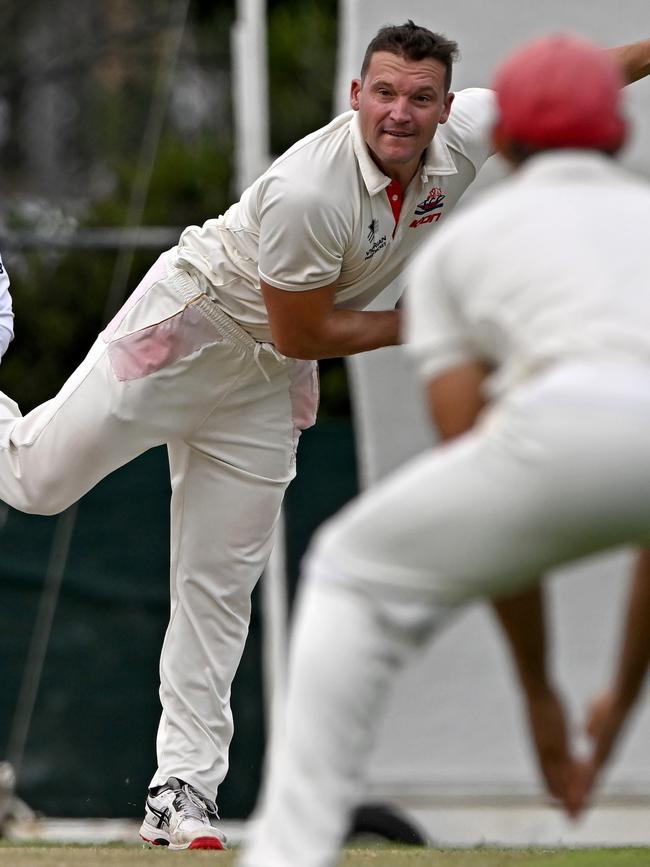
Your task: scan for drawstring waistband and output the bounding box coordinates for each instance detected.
[163,250,292,379]
[252,343,270,382]
[253,341,293,382]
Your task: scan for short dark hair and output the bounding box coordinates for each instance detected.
[360,20,459,92]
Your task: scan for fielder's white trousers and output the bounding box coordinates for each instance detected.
[0,250,319,800]
[241,360,650,867]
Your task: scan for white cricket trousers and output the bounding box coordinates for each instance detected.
[241,360,650,867]
[0,250,319,800]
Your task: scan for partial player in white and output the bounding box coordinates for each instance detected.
[0,252,14,362]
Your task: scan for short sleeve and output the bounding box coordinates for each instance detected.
[442,88,496,173]
[404,237,476,382]
[0,253,14,360]
[257,173,349,292]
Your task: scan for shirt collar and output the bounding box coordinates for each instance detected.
[420,131,460,180]
[516,149,618,182]
[349,111,459,196]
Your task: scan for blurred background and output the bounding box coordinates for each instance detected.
[2,0,650,849]
[0,0,342,412]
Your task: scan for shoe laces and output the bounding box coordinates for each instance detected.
[174,781,218,822]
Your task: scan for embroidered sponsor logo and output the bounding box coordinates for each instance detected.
[410,186,445,228]
[415,187,445,216]
[367,219,379,244]
[409,213,442,229]
[364,234,387,260]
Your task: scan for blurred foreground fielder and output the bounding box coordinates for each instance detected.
[241,35,650,867]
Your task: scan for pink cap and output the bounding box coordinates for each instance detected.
[492,34,627,151]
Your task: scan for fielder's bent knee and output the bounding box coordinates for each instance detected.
[11,495,69,517]
[302,518,360,590]
[5,477,75,516]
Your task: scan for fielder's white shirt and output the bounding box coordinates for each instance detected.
[0,252,14,360]
[175,88,494,342]
[406,150,650,398]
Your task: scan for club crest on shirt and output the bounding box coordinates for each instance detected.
[415,187,445,215]
[410,187,445,229]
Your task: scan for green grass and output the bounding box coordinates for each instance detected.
[1,845,650,867]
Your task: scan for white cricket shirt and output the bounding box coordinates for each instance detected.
[406,150,650,399]
[175,89,494,342]
[0,252,14,360]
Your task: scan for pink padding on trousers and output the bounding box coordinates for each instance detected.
[289,360,319,437]
[107,303,223,381]
[101,256,168,343]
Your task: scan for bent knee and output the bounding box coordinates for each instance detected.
[7,480,75,516]
[302,518,357,586]
[22,500,70,517]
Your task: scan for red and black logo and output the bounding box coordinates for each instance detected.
[410,187,445,228]
[415,187,445,215]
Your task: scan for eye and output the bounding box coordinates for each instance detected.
[415,94,433,103]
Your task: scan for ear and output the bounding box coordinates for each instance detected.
[350,78,362,111]
[438,91,455,125]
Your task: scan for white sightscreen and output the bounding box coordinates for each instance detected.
[339,0,650,825]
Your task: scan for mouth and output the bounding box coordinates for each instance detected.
[382,130,413,138]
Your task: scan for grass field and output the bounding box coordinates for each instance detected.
[2,846,650,867]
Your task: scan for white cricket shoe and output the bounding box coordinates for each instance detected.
[139,776,226,850]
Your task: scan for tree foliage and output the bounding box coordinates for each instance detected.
[0,0,343,413]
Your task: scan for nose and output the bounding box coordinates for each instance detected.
[389,96,412,124]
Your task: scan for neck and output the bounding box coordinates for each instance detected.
[391,165,419,188]
[369,150,422,189]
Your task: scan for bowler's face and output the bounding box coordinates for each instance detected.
[350,51,454,187]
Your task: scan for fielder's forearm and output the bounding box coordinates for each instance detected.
[609,548,650,709]
[608,38,650,85]
[492,584,552,700]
